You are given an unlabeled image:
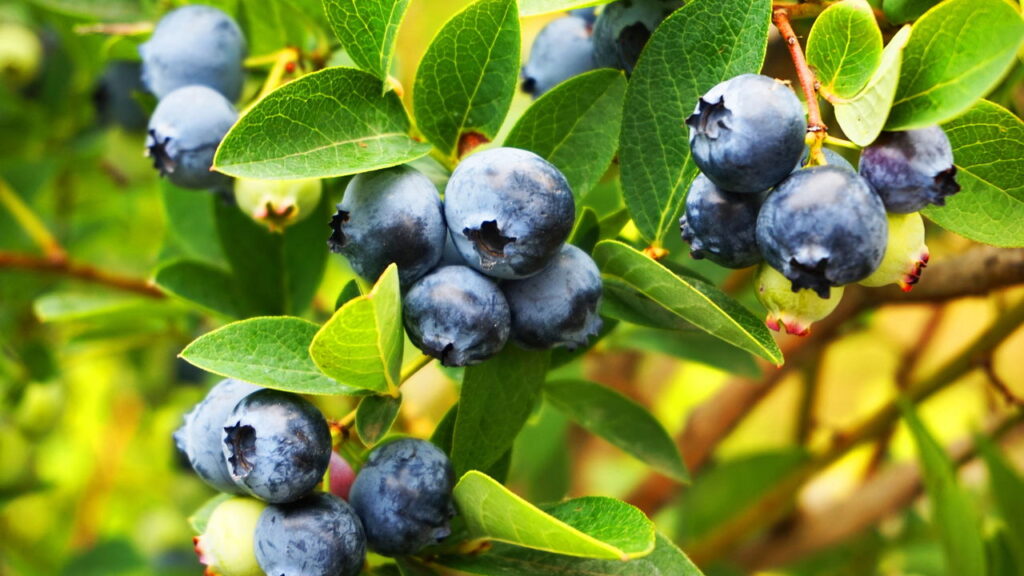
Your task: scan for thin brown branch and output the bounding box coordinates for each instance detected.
[773,8,827,135]
[737,413,1024,570]
[0,251,165,299]
[982,357,1024,407]
[880,246,1024,303]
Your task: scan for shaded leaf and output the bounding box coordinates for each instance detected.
[356,393,402,446]
[619,0,770,242]
[154,260,239,318]
[34,292,169,323]
[505,69,626,199]
[453,471,655,559]
[604,326,761,377]
[215,67,430,179]
[977,434,1024,569]
[886,0,1024,130]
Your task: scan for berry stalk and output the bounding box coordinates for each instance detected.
[772,8,827,159]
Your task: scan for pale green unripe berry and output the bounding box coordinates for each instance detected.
[14,382,63,438]
[0,23,42,88]
[859,212,929,291]
[194,497,266,576]
[756,264,844,336]
[234,178,322,232]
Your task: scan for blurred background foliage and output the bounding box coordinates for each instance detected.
[1,0,1023,575]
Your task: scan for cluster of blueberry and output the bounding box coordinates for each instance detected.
[328,147,603,366]
[521,0,681,97]
[176,379,455,576]
[680,73,958,335]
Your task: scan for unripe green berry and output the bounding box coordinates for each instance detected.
[859,212,929,291]
[15,382,63,438]
[194,497,266,576]
[234,178,322,232]
[0,23,42,88]
[756,264,844,336]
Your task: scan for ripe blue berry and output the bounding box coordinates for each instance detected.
[349,438,455,557]
[403,265,511,366]
[858,126,960,213]
[222,389,332,503]
[756,165,888,298]
[328,165,446,288]
[592,0,682,74]
[680,173,765,268]
[145,85,237,190]
[139,5,246,101]
[503,244,603,349]
[255,493,366,576]
[687,74,807,193]
[569,7,598,24]
[94,61,148,131]
[521,16,595,98]
[445,147,574,280]
[174,378,260,493]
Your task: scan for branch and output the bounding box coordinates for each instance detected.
[773,8,827,137]
[736,413,1024,570]
[871,246,1024,303]
[687,297,1024,565]
[0,252,165,299]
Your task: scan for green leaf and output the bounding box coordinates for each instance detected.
[324,0,410,82]
[505,69,626,199]
[154,260,239,318]
[181,317,363,395]
[569,207,601,254]
[988,526,1024,576]
[214,67,430,180]
[545,379,688,481]
[356,394,402,446]
[453,471,655,559]
[33,292,167,323]
[436,533,704,575]
[977,434,1024,569]
[433,403,513,482]
[806,0,882,99]
[922,100,1024,247]
[619,0,770,242]
[593,241,782,365]
[833,26,911,146]
[309,264,403,395]
[412,0,520,160]
[335,279,362,310]
[160,185,225,267]
[901,402,987,576]
[885,0,1024,130]
[451,347,548,477]
[605,326,760,377]
[29,0,142,20]
[884,0,942,24]
[242,0,305,56]
[518,1,610,17]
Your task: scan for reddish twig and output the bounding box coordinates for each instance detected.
[982,357,1024,407]
[0,251,165,299]
[773,8,827,137]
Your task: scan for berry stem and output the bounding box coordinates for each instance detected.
[772,8,828,160]
[401,353,434,384]
[0,178,65,259]
[823,135,860,150]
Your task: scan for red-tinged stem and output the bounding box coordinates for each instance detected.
[773,8,828,161]
[0,251,165,299]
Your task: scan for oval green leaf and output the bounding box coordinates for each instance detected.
[214,67,430,179]
[833,26,911,146]
[309,264,403,395]
[922,100,1024,247]
[454,471,656,560]
[412,0,520,160]
[806,0,882,99]
[885,0,1024,130]
[884,0,942,24]
[545,379,688,481]
[592,240,782,365]
[154,260,239,318]
[324,0,410,82]
[619,0,771,242]
[356,393,402,446]
[505,69,626,199]
[181,317,362,395]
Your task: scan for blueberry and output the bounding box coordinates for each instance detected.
[222,389,332,503]
[175,378,260,493]
[859,212,929,291]
[679,173,765,268]
[569,7,598,24]
[521,16,595,98]
[445,147,574,279]
[194,497,266,576]
[756,165,888,298]
[255,492,365,576]
[755,264,844,336]
[687,74,807,193]
[139,5,246,101]
[329,165,446,288]
[349,438,455,557]
[145,85,237,190]
[502,244,603,349]
[858,126,960,213]
[591,0,682,74]
[403,266,511,366]
[93,61,148,131]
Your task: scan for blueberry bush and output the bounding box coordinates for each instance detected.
[2,0,1024,574]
